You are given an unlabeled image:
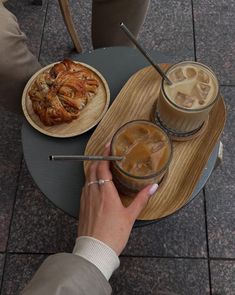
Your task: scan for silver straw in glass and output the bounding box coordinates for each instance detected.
[120,22,172,85]
[49,155,123,161]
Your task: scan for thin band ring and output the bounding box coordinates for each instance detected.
[87,179,112,186]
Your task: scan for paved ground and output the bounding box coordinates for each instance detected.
[0,0,235,294]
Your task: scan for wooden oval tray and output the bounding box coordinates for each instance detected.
[22,62,110,138]
[84,65,226,220]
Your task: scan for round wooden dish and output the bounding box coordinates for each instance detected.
[22,62,110,138]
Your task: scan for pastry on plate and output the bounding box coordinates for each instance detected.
[28,59,99,126]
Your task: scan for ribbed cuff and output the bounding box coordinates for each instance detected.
[73,236,120,280]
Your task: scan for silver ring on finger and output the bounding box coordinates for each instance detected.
[87,179,112,186]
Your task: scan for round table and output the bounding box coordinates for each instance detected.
[22,46,219,227]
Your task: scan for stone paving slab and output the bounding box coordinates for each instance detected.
[7,161,77,253]
[139,0,194,61]
[0,254,5,292]
[110,257,210,295]
[124,193,207,258]
[205,87,235,258]
[0,110,22,252]
[193,0,235,84]
[210,260,235,295]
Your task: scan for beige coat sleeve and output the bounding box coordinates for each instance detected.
[0,2,41,114]
[21,253,112,295]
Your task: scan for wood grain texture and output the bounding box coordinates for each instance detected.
[22,62,110,138]
[85,65,226,220]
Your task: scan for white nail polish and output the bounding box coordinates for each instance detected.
[149,183,158,195]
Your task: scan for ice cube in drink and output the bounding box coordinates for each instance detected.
[156,61,219,135]
[111,120,172,196]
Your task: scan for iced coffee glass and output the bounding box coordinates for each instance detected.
[156,61,219,135]
[111,120,172,196]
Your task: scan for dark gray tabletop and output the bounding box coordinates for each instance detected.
[22,46,219,226]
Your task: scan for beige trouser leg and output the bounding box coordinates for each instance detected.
[0,2,41,114]
[92,0,150,48]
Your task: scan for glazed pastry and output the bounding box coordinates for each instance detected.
[28,59,99,126]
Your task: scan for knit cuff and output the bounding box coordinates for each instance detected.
[73,236,120,280]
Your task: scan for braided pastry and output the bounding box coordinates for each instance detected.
[28,59,99,126]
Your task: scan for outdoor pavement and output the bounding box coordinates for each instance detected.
[0,0,234,294]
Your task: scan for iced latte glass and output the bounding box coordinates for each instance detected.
[111,120,172,196]
[156,61,219,135]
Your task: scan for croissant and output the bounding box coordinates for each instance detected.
[29,59,99,126]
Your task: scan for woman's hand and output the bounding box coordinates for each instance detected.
[78,145,158,256]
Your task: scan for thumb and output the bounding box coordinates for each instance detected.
[127,183,158,220]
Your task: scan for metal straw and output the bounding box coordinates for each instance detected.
[120,22,172,85]
[49,155,123,161]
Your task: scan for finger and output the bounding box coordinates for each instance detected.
[99,179,120,200]
[78,187,86,236]
[96,144,112,181]
[127,183,158,220]
[86,162,100,195]
[86,161,99,183]
[79,187,86,210]
[96,144,123,200]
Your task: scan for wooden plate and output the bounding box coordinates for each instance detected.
[84,65,226,220]
[22,61,110,138]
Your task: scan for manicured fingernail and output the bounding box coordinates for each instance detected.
[149,183,158,196]
[105,142,111,148]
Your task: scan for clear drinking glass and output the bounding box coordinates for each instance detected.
[155,61,219,135]
[111,120,172,196]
